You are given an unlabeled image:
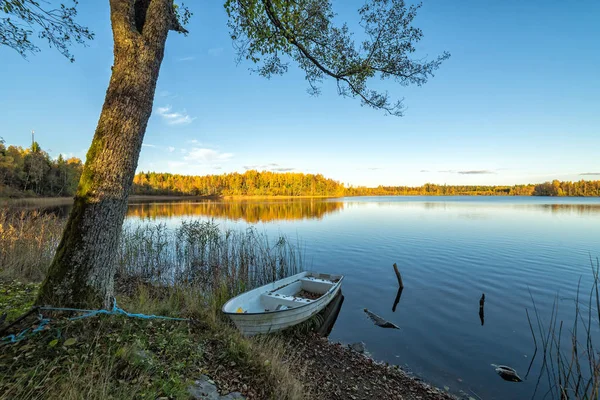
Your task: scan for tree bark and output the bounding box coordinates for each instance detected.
[36,0,180,308]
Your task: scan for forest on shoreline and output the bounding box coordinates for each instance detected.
[2,141,599,198]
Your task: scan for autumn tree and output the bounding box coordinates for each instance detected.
[2,0,449,307]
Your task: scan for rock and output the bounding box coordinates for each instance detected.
[491,364,522,382]
[188,375,220,400]
[188,375,247,400]
[134,349,151,361]
[349,342,366,353]
[222,392,244,399]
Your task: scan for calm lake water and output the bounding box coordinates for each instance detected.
[56,196,600,399]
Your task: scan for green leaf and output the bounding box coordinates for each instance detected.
[64,338,77,347]
[48,339,59,348]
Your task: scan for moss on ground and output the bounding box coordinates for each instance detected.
[0,280,40,323]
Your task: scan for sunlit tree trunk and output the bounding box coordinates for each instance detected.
[37,0,182,308]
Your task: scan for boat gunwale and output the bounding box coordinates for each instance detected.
[222,274,344,316]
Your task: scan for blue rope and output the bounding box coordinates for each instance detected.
[1,314,50,344]
[41,299,189,322]
[1,299,188,345]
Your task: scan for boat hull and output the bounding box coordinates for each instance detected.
[223,272,343,336]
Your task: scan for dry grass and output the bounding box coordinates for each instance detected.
[0,197,74,208]
[247,335,307,399]
[0,209,64,281]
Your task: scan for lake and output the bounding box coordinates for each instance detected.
[55,196,600,399]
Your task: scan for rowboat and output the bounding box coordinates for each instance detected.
[222,271,344,336]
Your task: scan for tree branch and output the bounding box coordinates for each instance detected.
[1,0,94,61]
[262,0,341,79]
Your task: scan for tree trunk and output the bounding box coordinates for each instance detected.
[36,0,181,308]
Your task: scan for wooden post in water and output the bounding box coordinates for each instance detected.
[393,263,404,288]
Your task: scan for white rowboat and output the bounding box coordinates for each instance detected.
[222,271,344,336]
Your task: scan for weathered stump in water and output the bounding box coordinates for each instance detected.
[393,263,404,288]
[364,308,400,329]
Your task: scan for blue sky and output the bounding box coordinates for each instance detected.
[1,0,599,187]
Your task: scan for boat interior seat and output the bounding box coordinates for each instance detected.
[299,277,334,294]
[260,292,312,311]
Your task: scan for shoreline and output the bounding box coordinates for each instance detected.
[289,333,458,399]
[2,193,599,207]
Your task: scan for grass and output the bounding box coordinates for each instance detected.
[0,280,307,399]
[0,208,309,399]
[527,257,600,400]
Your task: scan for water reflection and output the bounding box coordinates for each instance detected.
[316,292,345,337]
[126,199,345,222]
[392,287,403,312]
[420,201,600,215]
[522,203,600,215]
[479,293,485,326]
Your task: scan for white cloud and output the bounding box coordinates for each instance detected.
[272,167,294,172]
[156,105,195,125]
[243,163,294,172]
[184,148,233,163]
[142,143,157,148]
[167,146,175,153]
[178,56,196,62]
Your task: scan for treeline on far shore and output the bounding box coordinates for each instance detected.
[0,140,82,198]
[133,172,600,197]
[2,141,600,198]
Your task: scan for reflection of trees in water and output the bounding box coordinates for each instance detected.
[509,203,600,216]
[420,202,600,216]
[126,199,345,222]
[536,203,600,215]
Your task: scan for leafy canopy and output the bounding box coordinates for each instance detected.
[225,0,450,116]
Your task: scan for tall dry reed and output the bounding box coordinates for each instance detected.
[528,257,600,399]
[1,209,303,300]
[0,209,64,281]
[117,220,303,309]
